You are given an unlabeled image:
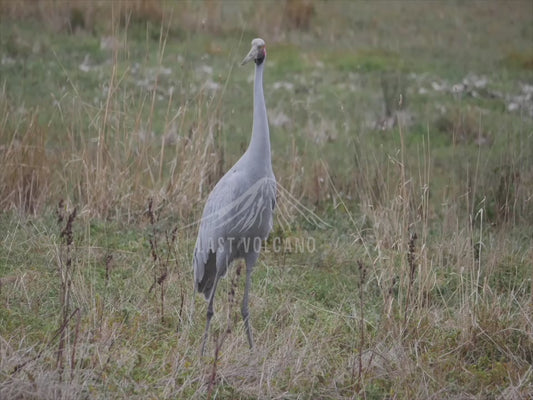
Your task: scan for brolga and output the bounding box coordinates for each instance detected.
[193,38,276,355]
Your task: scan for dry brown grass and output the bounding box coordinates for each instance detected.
[0,108,51,214]
[0,66,224,223]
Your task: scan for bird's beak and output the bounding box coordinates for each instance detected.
[241,47,258,65]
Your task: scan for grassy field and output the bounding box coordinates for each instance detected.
[1,1,532,399]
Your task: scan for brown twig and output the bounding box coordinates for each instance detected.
[57,204,77,381]
[353,260,368,396]
[404,230,418,326]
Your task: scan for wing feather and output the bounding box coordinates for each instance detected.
[193,171,276,294]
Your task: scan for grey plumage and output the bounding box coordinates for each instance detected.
[193,38,276,355]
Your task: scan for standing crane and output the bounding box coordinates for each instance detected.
[193,38,276,355]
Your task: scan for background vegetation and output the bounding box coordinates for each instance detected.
[1,1,532,398]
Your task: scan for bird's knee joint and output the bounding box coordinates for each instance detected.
[207,309,214,319]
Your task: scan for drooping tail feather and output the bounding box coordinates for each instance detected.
[196,250,217,299]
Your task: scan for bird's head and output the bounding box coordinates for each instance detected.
[241,38,266,66]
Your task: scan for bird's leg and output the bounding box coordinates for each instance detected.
[242,268,254,349]
[200,273,220,356]
[242,252,259,349]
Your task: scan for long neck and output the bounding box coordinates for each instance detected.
[246,60,271,170]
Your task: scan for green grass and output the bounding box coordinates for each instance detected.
[1,1,533,399]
